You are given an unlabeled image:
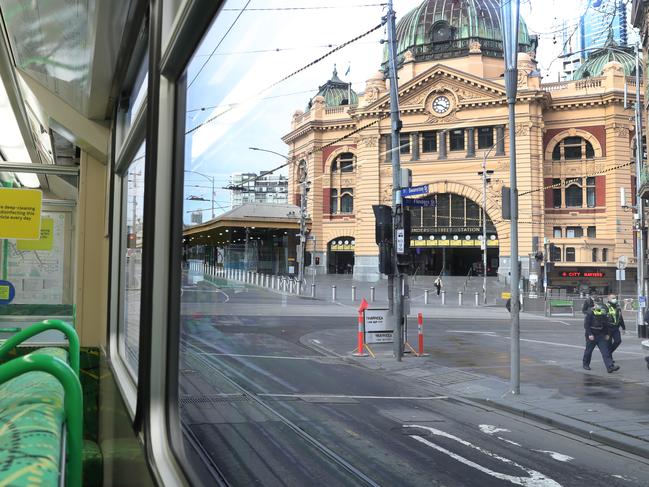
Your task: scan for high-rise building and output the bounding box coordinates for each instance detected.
[580,0,627,55]
[230,172,288,208]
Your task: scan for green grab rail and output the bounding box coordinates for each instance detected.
[0,353,83,487]
[0,320,80,377]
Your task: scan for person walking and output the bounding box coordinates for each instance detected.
[606,294,625,364]
[582,293,595,315]
[583,302,619,373]
[434,276,442,296]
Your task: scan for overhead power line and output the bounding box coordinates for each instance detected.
[186,20,385,135]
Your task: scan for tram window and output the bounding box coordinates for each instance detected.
[119,142,146,375]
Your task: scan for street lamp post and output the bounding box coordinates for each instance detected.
[185,169,215,219]
[501,0,521,395]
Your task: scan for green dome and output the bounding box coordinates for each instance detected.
[385,0,533,64]
[572,46,640,80]
[307,67,358,109]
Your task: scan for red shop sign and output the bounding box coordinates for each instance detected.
[560,271,605,278]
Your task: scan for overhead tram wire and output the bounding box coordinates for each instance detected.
[187,0,252,89]
[185,20,386,135]
[221,4,386,11]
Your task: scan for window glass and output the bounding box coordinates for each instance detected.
[602,248,608,261]
[477,127,493,149]
[587,226,596,238]
[339,153,355,172]
[585,141,594,158]
[449,129,464,151]
[552,178,562,208]
[120,142,146,374]
[592,248,598,262]
[566,226,583,238]
[399,133,410,154]
[552,144,561,161]
[565,247,576,262]
[341,193,353,213]
[553,227,562,238]
[330,188,338,214]
[422,131,437,152]
[551,245,562,261]
[565,184,582,207]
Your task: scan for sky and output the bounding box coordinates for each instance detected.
[182,0,635,224]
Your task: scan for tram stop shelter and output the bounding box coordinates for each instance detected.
[182,203,311,275]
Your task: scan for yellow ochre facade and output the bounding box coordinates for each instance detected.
[284,0,641,293]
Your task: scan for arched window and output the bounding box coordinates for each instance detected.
[565,182,583,207]
[551,136,595,161]
[341,189,354,213]
[431,20,453,42]
[338,152,355,172]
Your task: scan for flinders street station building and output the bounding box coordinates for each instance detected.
[282,0,643,293]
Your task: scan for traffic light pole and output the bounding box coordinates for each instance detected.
[386,0,404,361]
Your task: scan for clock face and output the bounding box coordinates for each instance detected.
[432,95,451,114]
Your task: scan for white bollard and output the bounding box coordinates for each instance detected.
[311,283,316,298]
[441,290,446,305]
[351,286,357,302]
[332,285,337,301]
[424,289,429,305]
[458,291,463,306]
[474,292,479,306]
[370,286,375,302]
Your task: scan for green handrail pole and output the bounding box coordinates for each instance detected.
[1,180,13,280]
[0,354,83,487]
[0,320,80,376]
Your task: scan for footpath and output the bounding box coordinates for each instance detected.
[300,304,649,459]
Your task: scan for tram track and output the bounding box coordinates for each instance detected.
[181,338,381,487]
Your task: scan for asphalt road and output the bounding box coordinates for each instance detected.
[179,280,649,486]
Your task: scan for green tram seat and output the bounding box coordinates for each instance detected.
[0,320,83,487]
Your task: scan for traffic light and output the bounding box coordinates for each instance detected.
[378,242,393,275]
[373,205,393,244]
[304,252,312,267]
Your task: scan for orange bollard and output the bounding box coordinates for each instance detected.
[353,312,368,357]
[418,312,424,356]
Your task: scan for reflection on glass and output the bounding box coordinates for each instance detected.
[121,143,145,375]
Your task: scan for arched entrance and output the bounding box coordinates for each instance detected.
[328,237,355,274]
[407,193,499,276]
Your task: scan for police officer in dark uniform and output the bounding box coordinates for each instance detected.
[606,294,625,365]
[583,302,619,372]
[582,294,595,314]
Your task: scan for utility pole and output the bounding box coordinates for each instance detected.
[479,154,494,305]
[386,0,404,360]
[634,43,646,338]
[297,179,308,293]
[501,0,521,395]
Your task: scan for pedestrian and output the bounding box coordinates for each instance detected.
[606,294,625,364]
[505,297,521,313]
[434,276,442,296]
[582,293,595,314]
[583,302,619,372]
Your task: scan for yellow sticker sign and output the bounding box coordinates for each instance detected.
[17,217,54,251]
[0,188,42,239]
[501,292,511,299]
[0,285,9,300]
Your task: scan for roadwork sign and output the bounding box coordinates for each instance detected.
[364,308,393,343]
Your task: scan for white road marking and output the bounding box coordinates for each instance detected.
[195,352,325,361]
[498,437,522,447]
[199,280,231,302]
[259,394,448,400]
[313,339,321,344]
[404,425,562,487]
[447,330,498,335]
[479,424,510,435]
[532,450,573,463]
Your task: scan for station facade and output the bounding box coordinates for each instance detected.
[283,0,642,293]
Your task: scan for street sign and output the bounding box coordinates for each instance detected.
[616,269,626,281]
[400,184,429,197]
[617,255,628,270]
[402,198,436,207]
[396,228,405,254]
[364,308,393,343]
[640,295,646,308]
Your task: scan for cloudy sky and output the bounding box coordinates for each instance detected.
[182,0,631,223]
